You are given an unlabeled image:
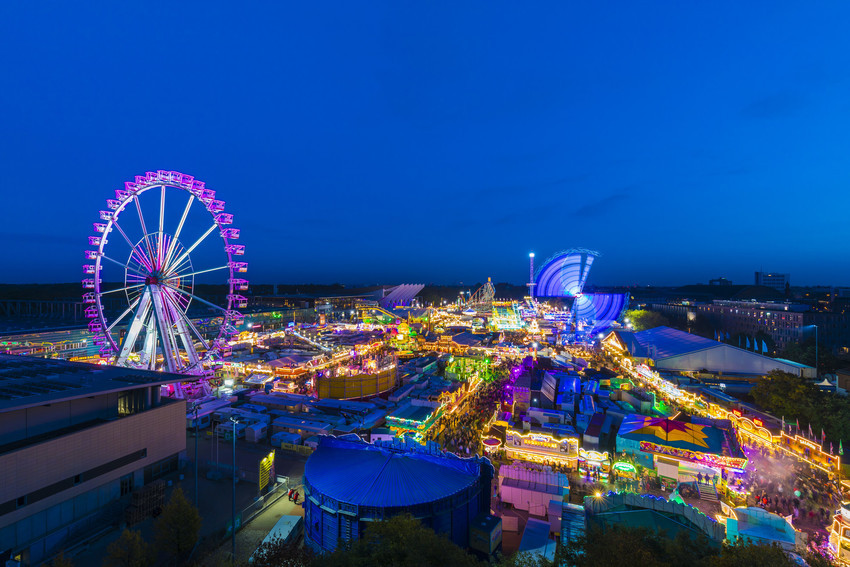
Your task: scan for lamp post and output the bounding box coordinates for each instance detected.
[192,404,199,508]
[230,417,239,565]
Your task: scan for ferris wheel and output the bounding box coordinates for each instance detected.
[82,170,248,375]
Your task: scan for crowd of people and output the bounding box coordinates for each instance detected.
[427,370,509,456]
[741,444,842,533]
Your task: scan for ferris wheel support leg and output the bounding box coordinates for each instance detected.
[150,285,181,374]
[116,288,153,366]
[163,289,201,368]
[142,317,158,370]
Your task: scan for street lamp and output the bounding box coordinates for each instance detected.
[191,403,200,508]
[230,417,239,565]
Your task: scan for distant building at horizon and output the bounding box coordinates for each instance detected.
[755,271,790,293]
[709,277,732,286]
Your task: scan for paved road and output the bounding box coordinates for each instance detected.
[67,431,307,566]
[204,489,306,564]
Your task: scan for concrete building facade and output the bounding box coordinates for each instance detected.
[0,355,189,565]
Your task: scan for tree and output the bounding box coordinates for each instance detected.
[779,337,839,374]
[706,540,798,567]
[561,525,672,567]
[250,536,316,567]
[495,549,555,567]
[624,310,670,332]
[750,370,820,425]
[46,552,74,567]
[558,525,820,567]
[103,529,154,567]
[154,487,201,565]
[319,514,483,567]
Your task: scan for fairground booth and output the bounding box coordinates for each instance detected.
[829,503,850,564]
[578,449,611,482]
[616,415,747,482]
[504,429,580,469]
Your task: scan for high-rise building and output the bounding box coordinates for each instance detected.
[755,272,790,293]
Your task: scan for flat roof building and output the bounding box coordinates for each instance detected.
[602,326,814,378]
[0,355,190,565]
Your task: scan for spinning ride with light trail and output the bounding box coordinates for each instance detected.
[82,171,248,375]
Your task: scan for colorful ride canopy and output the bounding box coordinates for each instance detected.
[573,293,628,334]
[534,248,599,297]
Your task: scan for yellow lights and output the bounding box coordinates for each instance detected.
[523,438,558,449]
[594,492,602,498]
[579,449,610,463]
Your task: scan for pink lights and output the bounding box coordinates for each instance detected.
[83,169,247,372]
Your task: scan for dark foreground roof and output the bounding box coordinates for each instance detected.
[0,354,191,412]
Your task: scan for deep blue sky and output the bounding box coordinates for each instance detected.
[2,2,850,287]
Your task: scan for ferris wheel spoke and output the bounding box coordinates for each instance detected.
[163,194,195,274]
[162,283,227,313]
[105,296,141,333]
[101,254,149,278]
[170,265,229,279]
[157,185,166,270]
[134,195,156,267]
[99,283,144,296]
[129,245,155,273]
[166,284,191,311]
[162,287,210,351]
[112,220,137,251]
[165,223,217,274]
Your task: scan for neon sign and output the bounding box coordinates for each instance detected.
[639,441,747,470]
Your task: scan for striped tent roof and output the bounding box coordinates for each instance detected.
[617,414,726,454]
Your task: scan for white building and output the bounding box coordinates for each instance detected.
[602,326,814,378]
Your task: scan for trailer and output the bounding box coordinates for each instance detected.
[245,422,268,443]
[186,398,232,429]
[249,515,303,563]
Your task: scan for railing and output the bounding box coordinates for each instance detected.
[225,476,290,534]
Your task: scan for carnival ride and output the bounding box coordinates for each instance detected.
[531,249,627,339]
[572,293,629,336]
[534,249,599,298]
[358,305,402,324]
[83,171,247,376]
[464,278,496,312]
[491,302,522,331]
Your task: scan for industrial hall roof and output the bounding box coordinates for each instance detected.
[0,354,191,412]
[304,436,485,508]
[627,327,718,359]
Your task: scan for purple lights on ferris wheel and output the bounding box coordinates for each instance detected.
[82,170,247,376]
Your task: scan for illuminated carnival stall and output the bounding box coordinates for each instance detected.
[616,414,747,482]
[504,429,580,469]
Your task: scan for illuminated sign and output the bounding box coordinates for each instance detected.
[639,441,747,470]
[612,462,636,472]
[579,449,610,463]
[505,430,578,457]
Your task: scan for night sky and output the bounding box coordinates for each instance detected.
[3,3,850,287]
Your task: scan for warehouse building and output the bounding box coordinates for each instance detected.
[602,326,814,378]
